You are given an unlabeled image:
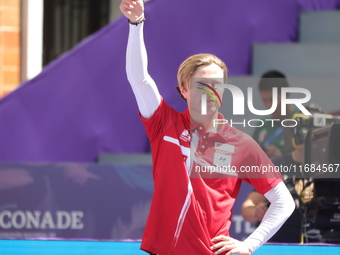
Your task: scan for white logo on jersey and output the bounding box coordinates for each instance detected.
[179,130,190,142]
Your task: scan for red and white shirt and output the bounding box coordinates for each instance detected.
[140,99,282,255]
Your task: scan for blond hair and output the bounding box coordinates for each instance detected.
[176,53,228,101]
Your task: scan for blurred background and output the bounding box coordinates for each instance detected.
[0,0,124,97]
[0,0,340,254]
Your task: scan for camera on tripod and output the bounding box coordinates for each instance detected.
[297,114,340,244]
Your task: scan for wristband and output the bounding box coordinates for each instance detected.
[128,16,146,26]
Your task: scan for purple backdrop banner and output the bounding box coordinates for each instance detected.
[0,163,254,241]
[0,0,339,163]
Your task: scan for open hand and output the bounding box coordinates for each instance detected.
[211,235,251,255]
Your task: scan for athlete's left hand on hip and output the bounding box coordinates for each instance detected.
[211,235,251,255]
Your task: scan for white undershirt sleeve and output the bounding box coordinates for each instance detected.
[126,23,162,119]
[243,181,295,253]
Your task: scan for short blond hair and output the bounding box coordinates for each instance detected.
[176,53,228,101]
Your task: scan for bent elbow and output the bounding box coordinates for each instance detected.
[279,194,295,222]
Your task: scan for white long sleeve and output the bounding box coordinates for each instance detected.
[243,181,295,253]
[126,23,161,118]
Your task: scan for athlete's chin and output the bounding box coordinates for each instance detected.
[207,106,220,113]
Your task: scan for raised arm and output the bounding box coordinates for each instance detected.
[120,0,161,118]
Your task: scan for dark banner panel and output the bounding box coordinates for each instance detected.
[0,163,254,241]
[0,163,152,240]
